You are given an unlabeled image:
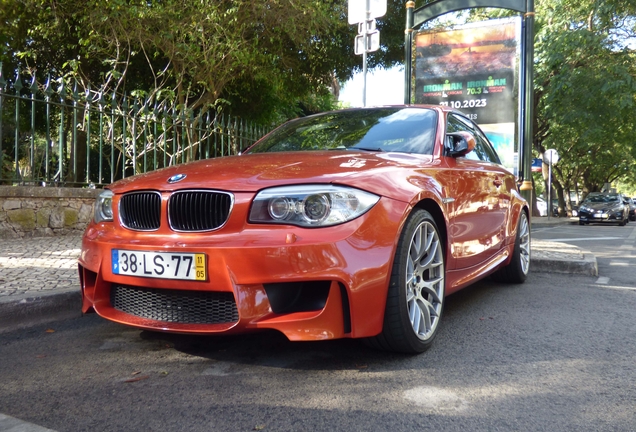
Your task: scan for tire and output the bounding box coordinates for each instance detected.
[492,211,530,284]
[579,220,585,226]
[366,209,445,354]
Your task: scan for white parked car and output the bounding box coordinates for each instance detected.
[536,197,547,216]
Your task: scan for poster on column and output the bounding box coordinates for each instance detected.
[414,17,522,175]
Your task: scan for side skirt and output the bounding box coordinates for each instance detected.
[445,245,513,295]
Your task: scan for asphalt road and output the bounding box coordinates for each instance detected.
[532,221,636,289]
[2,253,636,432]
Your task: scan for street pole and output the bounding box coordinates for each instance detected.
[519,0,535,206]
[404,1,415,104]
[547,152,552,220]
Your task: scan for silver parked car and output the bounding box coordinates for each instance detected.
[578,193,630,226]
[624,197,636,221]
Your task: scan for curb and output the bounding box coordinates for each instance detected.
[531,217,579,226]
[0,289,82,333]
[530,251,598,276]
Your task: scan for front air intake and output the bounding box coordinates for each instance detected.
[111,285,239,324]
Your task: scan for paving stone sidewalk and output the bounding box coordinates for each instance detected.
[0,235,83,331]
[0,235,82,297]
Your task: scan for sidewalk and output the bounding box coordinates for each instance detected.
[530,215,598,277]
[0,215,596,332]
[0,235,83,331]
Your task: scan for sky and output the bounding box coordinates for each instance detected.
[339,65,405,107]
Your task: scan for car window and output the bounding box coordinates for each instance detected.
[446,113,501,164]
[246,108,438,155]
[584,194,621,203]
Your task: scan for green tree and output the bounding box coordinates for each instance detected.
[533,0,636,213]
[2,0,360,123]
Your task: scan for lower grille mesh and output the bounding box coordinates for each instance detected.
[111,285,239,324]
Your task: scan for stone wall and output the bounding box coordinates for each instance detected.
[0,186,99,238]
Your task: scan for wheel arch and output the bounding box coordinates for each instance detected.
[413,198,448,261]
[508,197,530,244]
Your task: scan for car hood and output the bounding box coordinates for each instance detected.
[107,151,436,198]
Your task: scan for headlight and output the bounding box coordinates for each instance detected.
[249,185,380,227]
[94,190,114,223]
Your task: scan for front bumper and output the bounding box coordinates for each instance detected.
[578,209,625,223]
[79,197,408,341]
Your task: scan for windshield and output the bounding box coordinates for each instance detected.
[246,108,438,155]
[584,194,621,203]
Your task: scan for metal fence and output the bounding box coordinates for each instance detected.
[0,64,272,187]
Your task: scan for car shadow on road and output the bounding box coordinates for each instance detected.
[132,275,529,372]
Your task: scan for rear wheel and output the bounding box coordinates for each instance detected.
[492,211,530,283]
[366,209,445,354]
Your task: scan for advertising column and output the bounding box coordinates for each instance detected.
[414,17,521,174]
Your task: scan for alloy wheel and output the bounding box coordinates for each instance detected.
[405,220,445,341]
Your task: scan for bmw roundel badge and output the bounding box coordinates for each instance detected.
[167,173,187,183]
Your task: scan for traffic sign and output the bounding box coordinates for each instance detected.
[543,149,559,166]
[355,31,380,55]
[348,0,387,24]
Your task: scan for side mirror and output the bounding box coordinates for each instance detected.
[446,131,476,157]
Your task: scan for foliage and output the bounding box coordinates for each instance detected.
[1,0,359,123]
[532,0,636,212]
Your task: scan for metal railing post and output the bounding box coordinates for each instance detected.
[121,93,128,178]
[85,85,92,184]
[29,76,37,183]
[110,91,116,184]
[0,63,4,180]
[72,80,79,184]
[14,70,23,182]
[58,79,66,184]
[131,97,138,176]
[98,92,105,184]
[44,76,53,183]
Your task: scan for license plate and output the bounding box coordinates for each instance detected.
[112,250,207,281]
[593,213,607,218]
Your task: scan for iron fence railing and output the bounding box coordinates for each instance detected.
[0,64,272,187]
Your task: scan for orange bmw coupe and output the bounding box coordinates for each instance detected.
[79,106,530,354]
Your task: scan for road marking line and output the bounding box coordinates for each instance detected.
[596,276,610,285]
[589,284,636,291]
[0,413,57,431]
[541,237,622,242]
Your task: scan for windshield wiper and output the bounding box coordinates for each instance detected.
[349,146,384,152]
